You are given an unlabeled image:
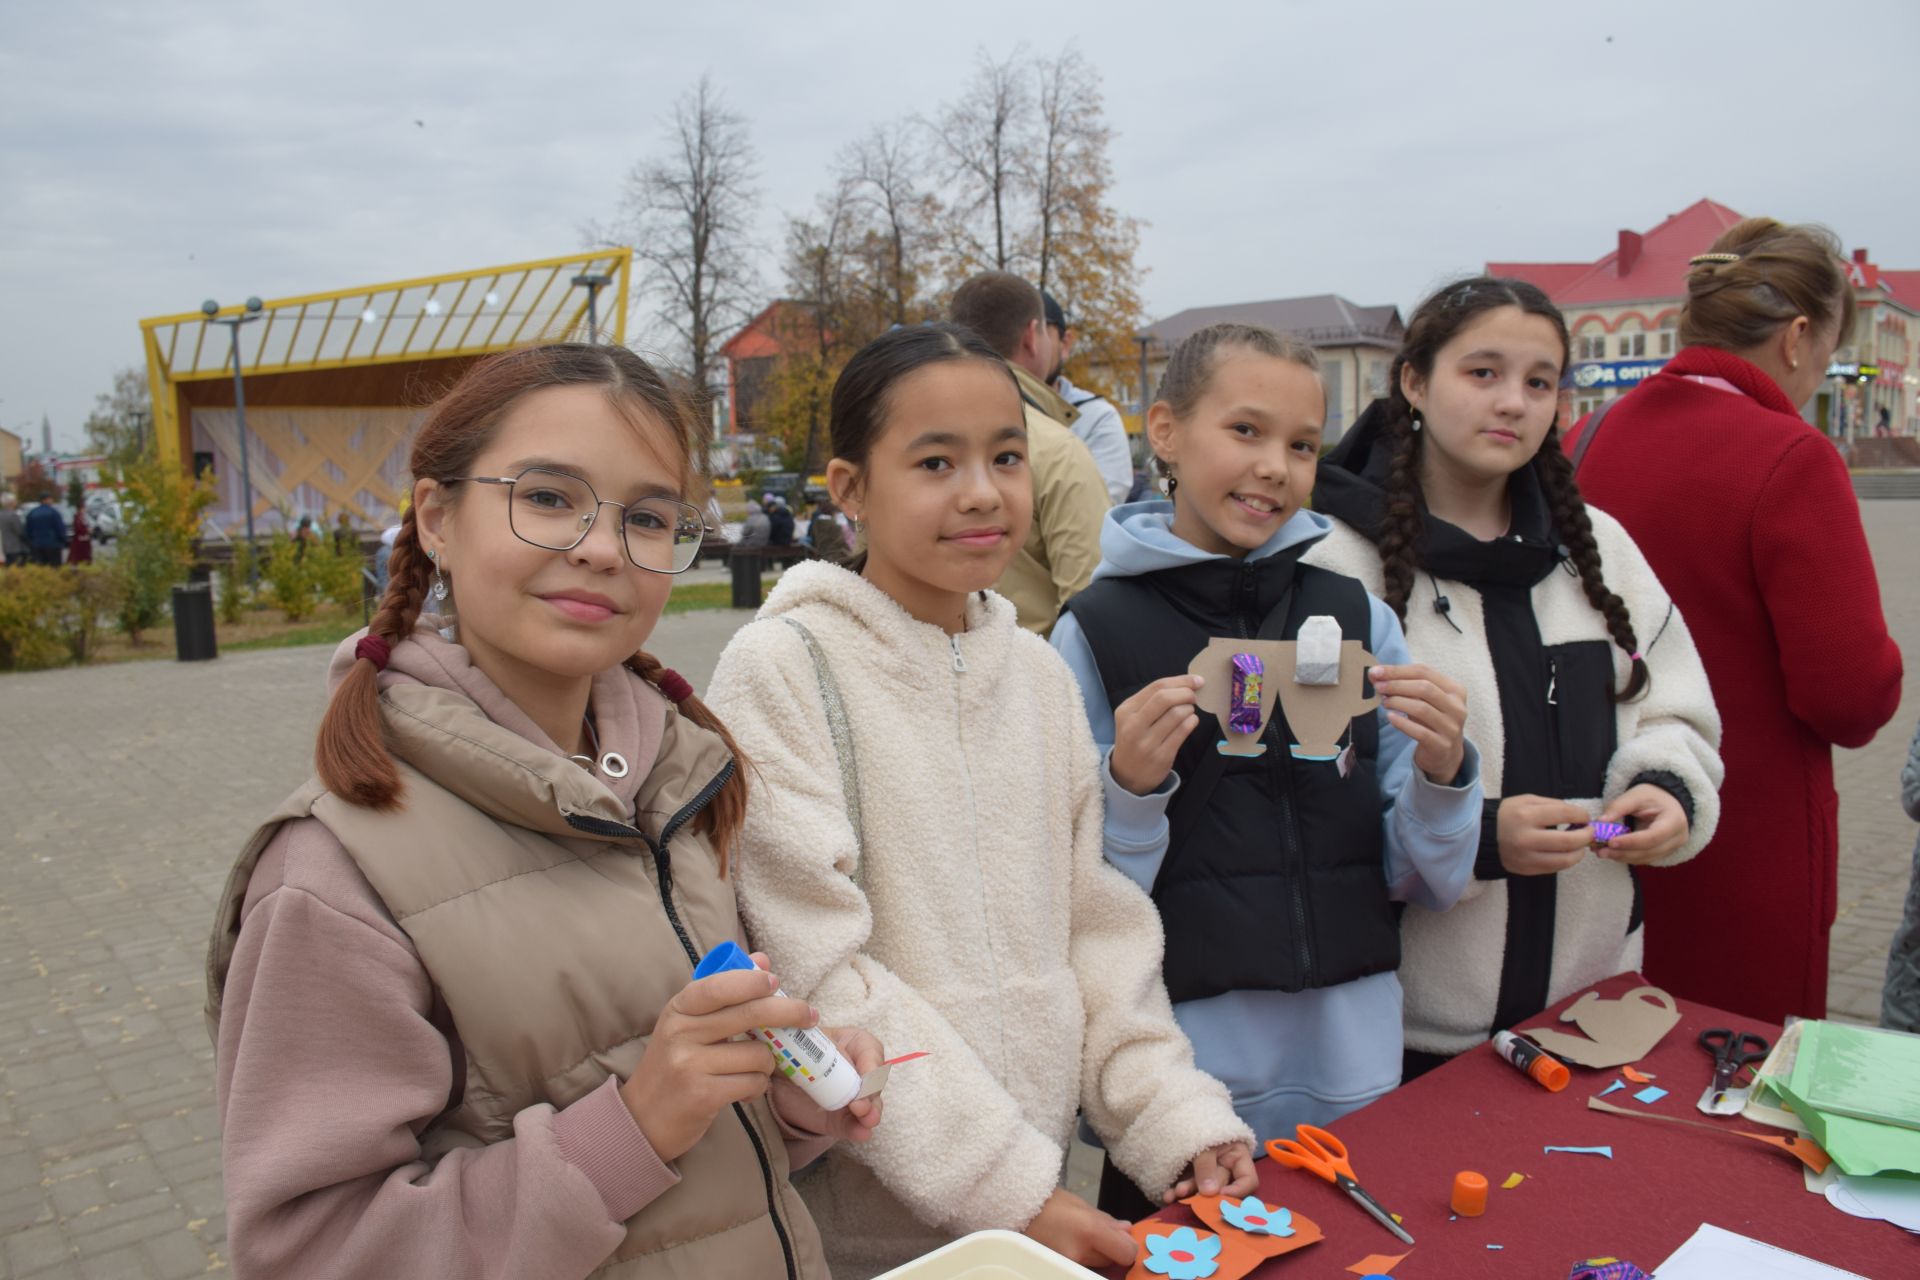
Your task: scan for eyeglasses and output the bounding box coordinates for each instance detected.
[447,467,708,574]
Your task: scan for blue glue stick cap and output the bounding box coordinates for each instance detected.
[693,939,756,980]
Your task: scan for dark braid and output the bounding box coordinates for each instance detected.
[1375,356,1426,620]
[1535,429,1650,702]
[626,649,750,875]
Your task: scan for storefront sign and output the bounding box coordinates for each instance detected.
[1570,360,1668,389]
[1827,362,1881,381]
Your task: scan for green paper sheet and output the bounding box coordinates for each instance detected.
[1794,1022,1920,1131]
[1774,1023,1920,1176]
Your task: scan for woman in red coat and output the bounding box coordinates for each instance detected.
[67,508,93,565]
[1569,218,1903,1024]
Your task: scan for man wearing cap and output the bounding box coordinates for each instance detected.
[1043,291,1133,506]
[951,271,1111,636]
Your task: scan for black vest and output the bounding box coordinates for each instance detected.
[1064,553,1398,1003]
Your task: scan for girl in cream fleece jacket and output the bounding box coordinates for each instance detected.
[711,323,1252,1277]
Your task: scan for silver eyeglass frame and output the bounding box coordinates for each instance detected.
[447,467,711,575]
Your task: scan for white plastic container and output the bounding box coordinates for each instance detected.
[874,1230,1108,1279]
[692,940,860,1110]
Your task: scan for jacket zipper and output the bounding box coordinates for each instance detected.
[1236,566,1314,988]
[1545,656,1564,797]
[565,760,800,1280]
[947,633,1009,1073]
[949,633,967,673]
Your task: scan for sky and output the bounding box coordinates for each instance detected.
[4,0,1915,451]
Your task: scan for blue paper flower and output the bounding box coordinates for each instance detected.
[1143,1225,1221,1279]
[1219,1195,1295,1237]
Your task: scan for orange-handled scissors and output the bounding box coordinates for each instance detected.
[1266,1125,1415,1246]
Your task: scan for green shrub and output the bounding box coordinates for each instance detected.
[261,530,320,622]
[114,455,213,644]
[0,565,121,670]
[216,541,255,626]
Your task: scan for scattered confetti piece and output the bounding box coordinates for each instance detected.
[1622,1066,1655,1083]
[1450,1214,1458,1221]
[1502,1172,1525,1189]
[1487,1243,1505,1249]
[1391,1213,1402,1224]
[1544,1145,1614,1158]
[1346,1251,1412,1275]
[1599,1079,1626,1097]
[1633,1085,1668,1105]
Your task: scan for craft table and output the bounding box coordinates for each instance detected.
[1104,973,1916,1278]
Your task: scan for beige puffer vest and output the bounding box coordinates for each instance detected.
[205,679,829,1280]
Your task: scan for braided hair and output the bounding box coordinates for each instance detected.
[313,344,753,869]
[1376,277,1649,702]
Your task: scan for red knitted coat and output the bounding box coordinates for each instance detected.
[1566,346,1903,1023]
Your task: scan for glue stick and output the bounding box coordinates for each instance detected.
[692,940,860,1110]
[1491,1030,1570,1092]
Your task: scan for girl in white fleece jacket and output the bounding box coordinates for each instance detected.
[711,322,1256,1278]
[1306,278,1724,1077]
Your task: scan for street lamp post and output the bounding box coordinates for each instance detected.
[571,273,612,344]
[202,297,264,571]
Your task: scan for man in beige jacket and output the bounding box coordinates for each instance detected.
[951,272,1111,635]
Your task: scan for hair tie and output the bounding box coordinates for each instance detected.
[656,668,694,704]
[1688,252,1740,267]
[355,634,392,671]
[1629,651,1644,663]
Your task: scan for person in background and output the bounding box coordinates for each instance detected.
[738,500,772,548]
[67,505,92,565]
[1,493,29,566]
[333,509,357,555]
[767,495,796,547]
[806,498,850,564]
[1568,218,1903,1024]
[1045,291,1133,506]
[1884,719,1920,1033]
[25,495,66,567]
[950,271,1110,636]
[293,515,318,563]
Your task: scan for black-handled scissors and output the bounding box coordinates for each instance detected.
[1697,1028,1769,1115]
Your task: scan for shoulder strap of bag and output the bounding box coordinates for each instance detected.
[779,617,865,881]
[1569,394,1623,474]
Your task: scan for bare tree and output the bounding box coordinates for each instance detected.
[83,367,153,467]
[839,123,935,326]
[928,50,1031,274]
[1027,47,1104,295]
[606,76,761,395]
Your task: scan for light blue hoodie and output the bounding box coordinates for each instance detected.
[1051,499,1483,1143]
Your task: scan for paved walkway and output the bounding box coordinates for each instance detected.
[1,507,1914,1276]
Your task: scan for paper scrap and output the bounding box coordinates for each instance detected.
[1487,1243,1504,1249]
[1824,1169,1920,1231]
[1518,985,1680,1069]
[1652,1222,1870,1278]
[1544,1145,1614,1158]
[1622,1065,1655,1083]
[1501,1172,1525,1189]
[1586,1096,1831,1173]
[1390,1214,1402,1224]
[1633,1085,1668,1105]
[1599,1079,1626,1096]
[854,1050,930,1100]
[1346,1252,1411,1276]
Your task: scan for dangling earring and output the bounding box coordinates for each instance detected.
[429,549,450,603]
[1410,410,1424,433]
[1164,469,1178,497]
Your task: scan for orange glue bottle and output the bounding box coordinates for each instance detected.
[1491,1030,1570,1092]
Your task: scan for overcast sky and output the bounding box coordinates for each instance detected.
[4,1,1914,451]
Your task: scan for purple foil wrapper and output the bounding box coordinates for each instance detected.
[1591,820,1630,844]
[1229,652,1264,735]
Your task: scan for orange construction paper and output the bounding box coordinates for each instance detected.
[1346,1250,1412,1275]
[1124,1219,1264,1280]
[1584,1096,1832,1173]
[1185,1194,1324,1261]
[1622,1065,1656,1083]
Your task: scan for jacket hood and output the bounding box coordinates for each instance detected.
[1090,498,1333,581]
[326,619,727,843]
[1315,398,1565,591]
[756,559,1021,690]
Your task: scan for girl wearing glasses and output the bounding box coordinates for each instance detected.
[710,325,1255,1276]
[206,344,880,1280]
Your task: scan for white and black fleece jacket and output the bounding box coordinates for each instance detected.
[1305,404,1724,1057]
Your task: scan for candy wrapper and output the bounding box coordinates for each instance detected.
[1591,820,1630,844]
[1566,1260,1648,1280]
[1229,652,1264,735]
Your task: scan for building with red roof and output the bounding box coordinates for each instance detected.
[1492,199,1920,440]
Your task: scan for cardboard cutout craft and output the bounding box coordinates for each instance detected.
[1189,637,1378,759]
[1187,1193,1323,1262]
[1518,986,1681,1069]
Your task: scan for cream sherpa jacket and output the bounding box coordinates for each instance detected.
[711,562,1251,1276]
[1305,509,1723,1056]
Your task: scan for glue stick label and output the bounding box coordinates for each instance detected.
[693,940,860,1111]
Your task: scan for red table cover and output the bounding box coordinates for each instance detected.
[1104,973,1917,1278]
